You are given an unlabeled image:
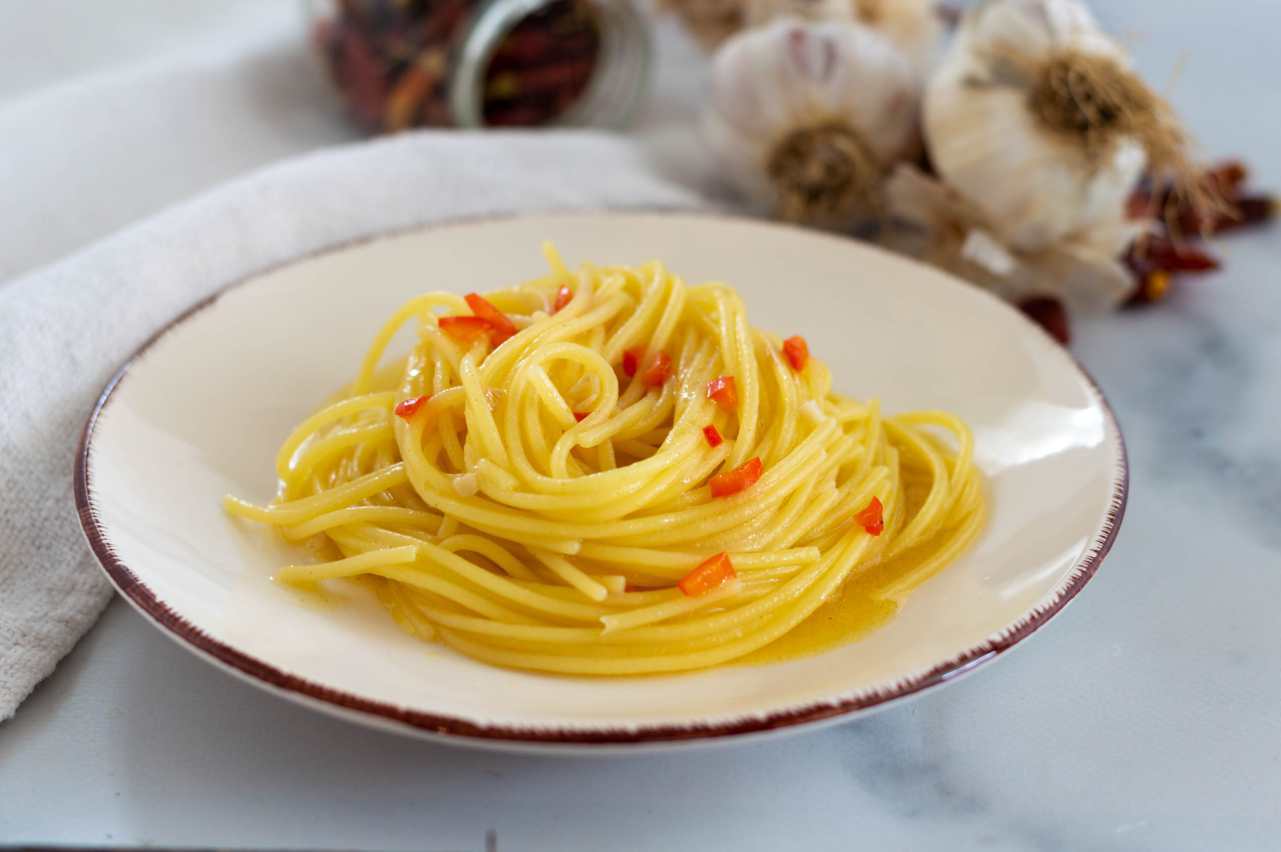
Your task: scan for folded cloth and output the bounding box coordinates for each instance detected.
[0,130,703,719]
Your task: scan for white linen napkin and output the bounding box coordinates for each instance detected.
[0,130,703,719]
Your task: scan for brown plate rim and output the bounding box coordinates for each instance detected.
[73,210,1129,748]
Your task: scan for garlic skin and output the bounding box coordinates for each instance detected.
[704,19,921,226]
[923,0,1146,257]
[744,0,942,79]
[744,0,852,31]
[850,0,943,80]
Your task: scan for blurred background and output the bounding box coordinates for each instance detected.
[3,1,1274,321]
[0,0,714,284]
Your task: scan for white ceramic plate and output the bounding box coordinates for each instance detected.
[76,212,1126,752]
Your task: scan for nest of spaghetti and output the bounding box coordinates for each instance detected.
[226,246,984,675]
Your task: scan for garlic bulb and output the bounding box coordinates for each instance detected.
[744,0,852,30]
[704,19,921,226]
[744,0,942,78]
[850,0,942,79]
[923,0,1193,258]
[885,163,1139,310]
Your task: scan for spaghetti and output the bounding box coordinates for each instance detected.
[225,246,984,675]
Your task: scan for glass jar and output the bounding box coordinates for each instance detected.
[308,0,651,132]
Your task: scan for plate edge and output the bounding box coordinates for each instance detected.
[72,210,1131,748]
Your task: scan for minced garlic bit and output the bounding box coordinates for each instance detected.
[451,473,479,497]
[800,400,826,422]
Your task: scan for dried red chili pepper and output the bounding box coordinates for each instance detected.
[313,0,605,132]
[1122,158,1273,309]
[1212,195,1278,234]
[1208,160,1249,192]
[480,0,600,127]
[385,64,434,132]
[1018,297,1070,345]
[1135,235,1221,273]
[1128,160,1274,236]
[1134,270,1172,304]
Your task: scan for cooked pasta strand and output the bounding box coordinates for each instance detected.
[226,247,984,674]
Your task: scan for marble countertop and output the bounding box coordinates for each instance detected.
[2,2,1279,849]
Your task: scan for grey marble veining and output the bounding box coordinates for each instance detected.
[2,1,1280,850]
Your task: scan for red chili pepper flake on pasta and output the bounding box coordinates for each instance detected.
[706,375,737,409]
[703,424,723,447]
[464,292,517,345]
[553,284,573,313]
[573,411,589,422]
[678,552,735,597]
[622,347,642,377]
[438,315,493,345]
[855,497,884,537]
[783,336,809,371]
[709,457,763,498]
[642,351,673,387]
[394,395,430,420]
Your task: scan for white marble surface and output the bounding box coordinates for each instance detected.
[2,2,1280,849]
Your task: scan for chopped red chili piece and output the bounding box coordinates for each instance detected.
[553,284,573,313]
[782,336,809,371]
[573,411,589,422]
[706,375,737,409]
[642,351,673,387]
[464,292,517,344]
[394,395,430,420]
[709,457,763,498]
[622,347,642,378]
[855,496,884,537]
[678,552,736,597]
[438,315,493,345]
[703,424,723,447]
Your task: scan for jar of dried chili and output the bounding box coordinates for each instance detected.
[309,0,650,131]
